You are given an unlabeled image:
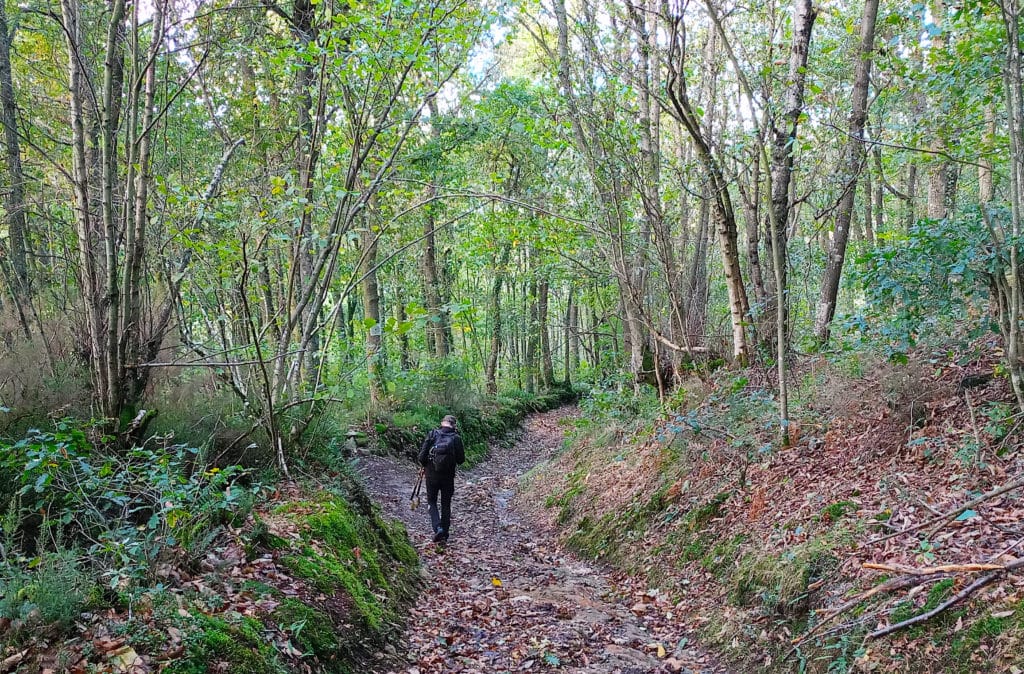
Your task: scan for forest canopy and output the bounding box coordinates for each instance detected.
[0,0,1020,470]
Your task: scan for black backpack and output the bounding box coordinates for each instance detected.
[428,431,458,473]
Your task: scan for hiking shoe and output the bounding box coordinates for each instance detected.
[432,528,446,543]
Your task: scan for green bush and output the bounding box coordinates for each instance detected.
[0,549,98,628]
[846,214,994,358]
[0,421,261,588]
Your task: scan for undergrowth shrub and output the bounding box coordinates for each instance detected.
[0,420,261,590]
[844,214,994,359]
[391,357,481,410]
[731,522,858,619]
[147,370,249,447]
[0,548,99,628]
[578,373,661,425]
[0,331,92,439]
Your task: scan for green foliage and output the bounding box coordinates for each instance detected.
[578,376,662,426]
[847,213,997,358]
[374,385,577,466]
[982,401,1016,446]
[391,358,481,411]
[701,534,749,577]
[818,501,857,524]
[0,420,260,588]
[544,466,587,525]
[0,548,99,628]
[273,599,340,661]
[731,526,853,618]
[659,493,733,570]
[948,608,1024,672]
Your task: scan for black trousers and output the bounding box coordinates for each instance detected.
[426,478,454,536]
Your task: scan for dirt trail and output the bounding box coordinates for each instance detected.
[358,408,728,674]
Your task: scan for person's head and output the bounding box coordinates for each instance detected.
[441,414,457,429]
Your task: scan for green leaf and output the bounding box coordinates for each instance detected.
[955,509,977,521]
[34,473,50,492]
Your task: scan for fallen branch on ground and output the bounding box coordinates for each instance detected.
[868,558,1024,639]
[863,562,1007,575]
[790,556,1024,653]
[788,573,952,650]
[866,476,1024,546]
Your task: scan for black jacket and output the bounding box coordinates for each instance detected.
[417,426,465,481]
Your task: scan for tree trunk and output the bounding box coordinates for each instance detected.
[980,105,995,205]
[565,284,577,386]
[0,5,28,298]
[997,0,1024,412]
[554,0,651,381]
[906,163,918,230]
[394,293,411,371]
[872,142,884,241]
[926,0,955,222]
[525,278,537,394]
[766,0,816,442]
[360,227,385,405]
[862,164,873,242]
[743,148,768,314]
[927,159,948,220]
[687,194,711,345]
[62,0,110,419]
[538,277,553,388]
[664,12,750,362]
[814,0,880,344]
[484,245,509,395]
[768,0,816,353]
[119,0,165,409]
[423,97,450,359]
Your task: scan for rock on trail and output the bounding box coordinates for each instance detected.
[358,408,728,674]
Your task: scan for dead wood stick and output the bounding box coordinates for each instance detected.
[988,536,1024,563]
[925,477,1024,539]
[964,388,983,448]
[812,607,893,643]
[866,476,1024,546]
[1,649,28,673]
[789,574,951,648]
[868,558,1024,640]
[863,562,1007,575]
[916,497,943,517]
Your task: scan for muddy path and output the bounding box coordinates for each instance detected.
[357,408,728,674]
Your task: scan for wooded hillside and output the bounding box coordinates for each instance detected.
[0,0,1022,672]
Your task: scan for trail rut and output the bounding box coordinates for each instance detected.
[358,408,728,674]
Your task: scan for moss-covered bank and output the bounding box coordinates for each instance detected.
[133,476,419,674]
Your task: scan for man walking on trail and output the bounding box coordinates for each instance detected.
[418,414,465,543]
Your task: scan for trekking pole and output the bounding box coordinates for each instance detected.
[410,468,424,510]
